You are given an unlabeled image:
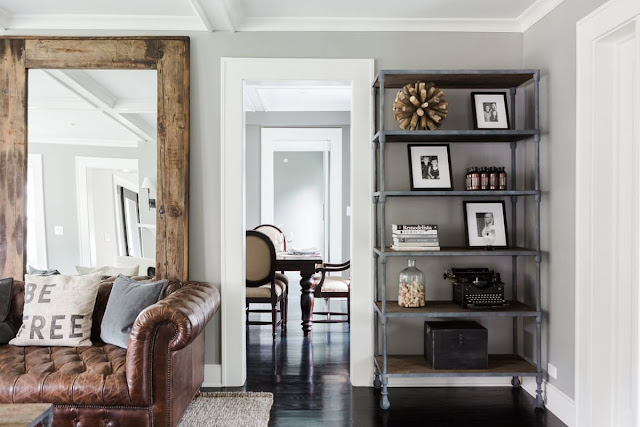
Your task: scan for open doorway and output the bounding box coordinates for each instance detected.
[243,82,351,375]
[219,58,373,388]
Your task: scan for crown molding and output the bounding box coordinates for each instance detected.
[185,0,212,32]
[518,0,566,32]
[238,16,523,32]
[8,13,206,31]
[0,0,565,34]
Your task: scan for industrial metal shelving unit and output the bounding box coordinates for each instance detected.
[372,70,543,410]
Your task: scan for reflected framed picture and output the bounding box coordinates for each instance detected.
[463,201,509,248]
[471,92,510,129]
[407,144,453,190]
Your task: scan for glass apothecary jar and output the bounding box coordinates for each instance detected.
[398,259,425,308]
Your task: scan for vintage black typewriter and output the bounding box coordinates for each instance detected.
[443,268,507,308]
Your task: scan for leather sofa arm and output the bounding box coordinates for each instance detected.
[125,281,220,404]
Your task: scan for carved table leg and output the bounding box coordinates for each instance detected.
[300,270,315,336]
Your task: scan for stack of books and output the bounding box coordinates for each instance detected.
[391,224,440,251]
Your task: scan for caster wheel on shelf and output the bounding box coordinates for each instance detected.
[380,395,390,410]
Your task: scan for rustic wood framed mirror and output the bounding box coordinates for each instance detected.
[0,37,190,281]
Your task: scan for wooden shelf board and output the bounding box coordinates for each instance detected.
[373,190,539,197]
[374,301,539,318]
[375,354,538,377]
[373,70,537,89]
[374,247,539,257]
[373,130,538,143]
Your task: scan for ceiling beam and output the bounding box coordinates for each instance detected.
[42,70,156,142]
[185,0,213,32]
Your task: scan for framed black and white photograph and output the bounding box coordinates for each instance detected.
[407,144,453,190]
[463,201,509,248]
[471,92,510,129]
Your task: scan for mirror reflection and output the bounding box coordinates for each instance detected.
[26,69,157,276]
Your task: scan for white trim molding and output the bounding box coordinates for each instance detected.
[523,378,576,426]
[7,14,207,32]
[202,364,223,388]
[576,2,640,426]
[518,0,566,31]
[0,1,564,33]
[26,154,48,270]
[237,17,523,33]
[220,58,373,387]
[185,0,213,32]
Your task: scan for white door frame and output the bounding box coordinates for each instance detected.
[76,157,138,266]
[26,153,48,269]
[220,58,374,387]
[261,127,342,263]
[576,2,640,426]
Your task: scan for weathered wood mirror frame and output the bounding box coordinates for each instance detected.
[0,37,190,281]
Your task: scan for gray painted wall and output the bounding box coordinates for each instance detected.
[522,0,608,399]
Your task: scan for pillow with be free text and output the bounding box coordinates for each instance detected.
[9,272,103,347]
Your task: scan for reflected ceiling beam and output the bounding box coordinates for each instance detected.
[186,0,213,32]
[113,98,157,114]
[42,70,156,142]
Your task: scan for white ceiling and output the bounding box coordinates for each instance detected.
[0,0,564,32]
[28,69,157,147]
[244,82,351,112]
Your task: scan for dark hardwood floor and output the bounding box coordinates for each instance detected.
[203,282,566,427]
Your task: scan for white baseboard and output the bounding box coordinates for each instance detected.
[202,364,222,388]
[388,377,512,387]
[522,377,575,427]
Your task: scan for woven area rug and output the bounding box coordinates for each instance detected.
[178,392,273,427]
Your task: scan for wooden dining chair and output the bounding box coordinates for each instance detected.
[253,224,289,326]
[313,260,350,324]
[246,230,287,338]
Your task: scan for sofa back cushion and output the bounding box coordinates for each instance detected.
[9,273,102,347]
[6,277,185,344]
[100,275,169,348]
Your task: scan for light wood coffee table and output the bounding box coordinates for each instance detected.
[0,404,53,427]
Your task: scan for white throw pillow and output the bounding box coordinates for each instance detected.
[76,265,139,276]
[9,273,103,347]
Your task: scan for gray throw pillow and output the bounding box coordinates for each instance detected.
[28,266,61,276]
[100,275,168,348]
[0,277,14,344]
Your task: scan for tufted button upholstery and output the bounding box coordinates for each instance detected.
[0,345,130,405]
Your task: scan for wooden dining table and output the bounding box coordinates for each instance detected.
[276,253,322,336]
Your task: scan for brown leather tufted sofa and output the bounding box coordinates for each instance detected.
[0,277,221,427]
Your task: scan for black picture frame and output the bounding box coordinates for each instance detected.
[470,92,510,130]
[463,201,509,248]
[407,144,453,191]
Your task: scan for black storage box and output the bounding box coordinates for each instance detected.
[424,321,488,369]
